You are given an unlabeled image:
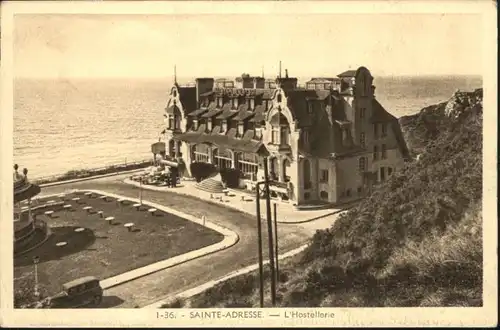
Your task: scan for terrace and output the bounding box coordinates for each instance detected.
[14,190,224,298]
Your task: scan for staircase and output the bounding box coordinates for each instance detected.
[195,173,225,193]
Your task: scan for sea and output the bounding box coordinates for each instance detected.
[13,75,482,179]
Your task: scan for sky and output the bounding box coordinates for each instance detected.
[14,13,483,79]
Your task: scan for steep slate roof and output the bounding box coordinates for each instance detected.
[201,109,223,118]
[337,70,357,78]
[307,77,341,83]
[233,110,255,121]
[249,105,266,123]
[371,99,411,160]
[177,87,197,113]
[216,109,239,120]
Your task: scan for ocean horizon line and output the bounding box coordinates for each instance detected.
[14,74,483,82]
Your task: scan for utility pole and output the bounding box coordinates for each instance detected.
[33,256,40,299]
[139,177,143,205]
[263,160,277,306]
[255,183,265,308]
[273,202,279,285]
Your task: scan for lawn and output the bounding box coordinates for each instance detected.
[14,190,225,298]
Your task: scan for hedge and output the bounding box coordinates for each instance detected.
[190,162,216,182]
[219,167,241,188]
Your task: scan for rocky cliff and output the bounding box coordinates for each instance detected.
[399,88,483,156]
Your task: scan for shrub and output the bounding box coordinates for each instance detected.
[219,168,241,188]
[190,162,216,182]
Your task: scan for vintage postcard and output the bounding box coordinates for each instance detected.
[0,0,497,327]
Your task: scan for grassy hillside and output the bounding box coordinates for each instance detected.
[163,88,483,308]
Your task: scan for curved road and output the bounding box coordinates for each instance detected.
[38,174,340,308]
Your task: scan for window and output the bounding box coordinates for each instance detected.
[320,169,329,183]
[381,123,387,137]
[222,120,228,133]
[381,144,387,159]
[380,167,386,181]
[359,107,366,119]
[238,123,244,137]
[320,191,329,200]
[308,102,314,114]
[280,126,290,145]
[271,126,280,144]
[174,115,181,130]
[373,145,378,161]
[193,119,198,130]
[168,116,173,130]
[373,123,378,139]
[214,148,232,169]
[357,186,362,195]
[388,167,393,176]
[250,99,255,110]
[232,98,238,109]
[207,119,213,132]
[173,90,177,97]
[304,192,311,200]
[302,130,309,146]
[218,98,223,108]
[306,83,315,90]
[277,94,282,103]
[346,189,351,197]
[359,157,367,172]
[360,132,366,148]
[193,144,210,163]
[238,153,259,179]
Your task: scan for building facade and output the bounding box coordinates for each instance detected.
[153,66,410,206]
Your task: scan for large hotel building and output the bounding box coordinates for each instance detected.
[151,66,410,206]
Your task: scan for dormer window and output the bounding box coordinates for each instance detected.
[173,90,177,97]
[222,120,228,133]
[277,94,282,103]
[238,122,244,136]
[207,118,213,132]
[193,119,198,130]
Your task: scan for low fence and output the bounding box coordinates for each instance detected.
[32,158,153,185]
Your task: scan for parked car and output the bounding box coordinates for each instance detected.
[49,276,103,308]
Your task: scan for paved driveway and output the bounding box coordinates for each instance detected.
[37,174,341,308]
